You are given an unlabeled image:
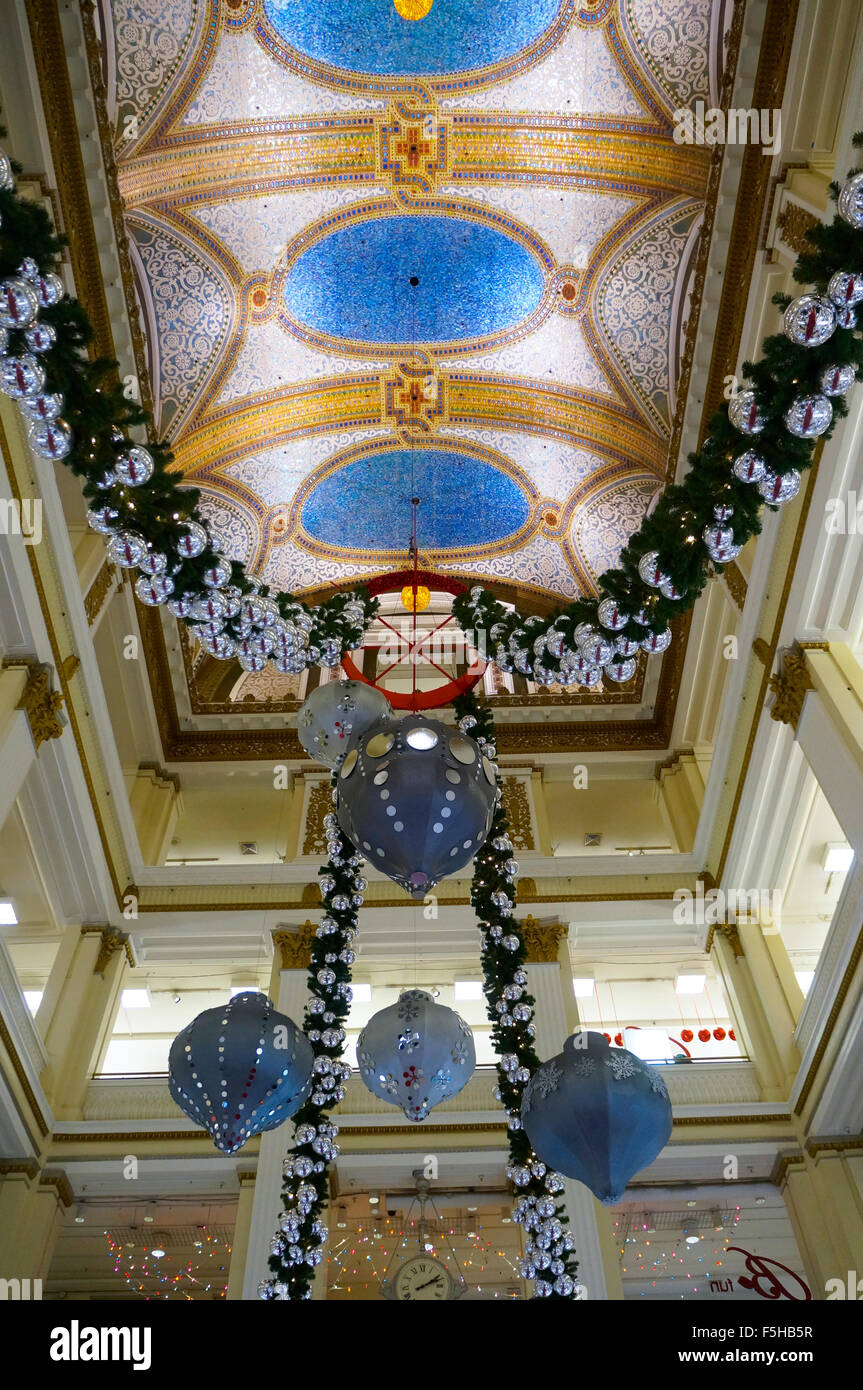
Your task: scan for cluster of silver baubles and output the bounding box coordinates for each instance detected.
[168,991,314,1153]
[336,711,499,898]
[518,1031,673,1205]
[356,990,476,1120]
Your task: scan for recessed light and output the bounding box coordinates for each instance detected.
[121,989,151,1008]
[0,901,18,925]
[572,978,595,998]
[823,842,853,874]
[675,974,706,995]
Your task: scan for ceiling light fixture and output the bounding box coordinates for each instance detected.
[121,988,151,1009]
[572,977,595,998]
[675,974,706,994]
[823,842,853,873]
[0,900,18,925]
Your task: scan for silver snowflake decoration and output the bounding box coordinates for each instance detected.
[336,692,357,712]
[358,1049,375,1078]
[605,1051,636,1081]
[431,1067,452,1088]
[647,1068,669,1099]
[535,1061,563,1098]
[397,998,421,1022]
[397,1030,421,1052]
[570,1056,596,1077]
[379,1073,399,1096]
[451,1040,469,1066]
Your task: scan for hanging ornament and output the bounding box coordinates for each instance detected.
[728,390,765,434]
[24,323,56,354]
[167,595,195,619]
[34,272,64,307]
[19,390,63,422]
[659,578,682,601]
[27,418,72,460]
[680,1028,693,1044]
[781,294,836,345]
[837,171,863,227]
[1,353,46,399]
[637,551,669,588]
[520,1032,672,1204]
[827,270,863,308]
[614,635,640,658]
[202,556,233,587]
[107,530,148,567]
[697,1028,711,1043]
[176,521,208,557]
[0,151,14,189]
[640,629,672,655]
[757,468,801,505]
[820,363,856,396]
[337,713,497,898]
[0,277,39,329]
[169,991,314,1153]
[597,599,629,631]
[732,449,767,483]
[297,679,392,768]
[87,504,119,534]
[579,634,614,666]
[835,305,857,330]
[356,990,475,1121]
[713,1027,726,1041]
[204,633,238,661]
[134,573,174,606]
[784,394,832,438]
[115,446,155,487]
[604,657,637,683]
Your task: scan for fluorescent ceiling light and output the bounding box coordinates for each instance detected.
[351,983,372,1002]
[794,970,815,995]
[23,990,43,1015]
[454,981,482,1000]
[823,842,853,873]
[675,974,706,994]
[121,989,151,1009]
[685,1235,700,1245]
[0,901,18,925]
[572,977,595,998]
[229,985,260,998]
[624,1027,673,1061]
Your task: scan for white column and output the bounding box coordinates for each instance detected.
[0,665,35,831]
[524,940,623,1300]
[796,688,863,861]
[240,958,310,1300]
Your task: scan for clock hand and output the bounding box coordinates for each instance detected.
[415,1275,444,1291]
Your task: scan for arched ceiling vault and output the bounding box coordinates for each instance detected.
[96,0,727,602]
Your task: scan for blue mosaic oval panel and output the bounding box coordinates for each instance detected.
[284,215,546,345]
[302,450,530,550]
[262,0,561,77]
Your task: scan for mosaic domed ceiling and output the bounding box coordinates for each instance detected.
[97,0,727,603]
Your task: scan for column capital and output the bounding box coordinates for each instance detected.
[3,658,64,748]
[767,645,813,730]
[272,921,316,970]
[705,922,745,957]
[79,925,134,973]
[521,916,567,963]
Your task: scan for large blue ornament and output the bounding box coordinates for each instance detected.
[520,1031,672,1204]
[169,991,314,1153]
[337,713,497,897]
[356,989,476,1121]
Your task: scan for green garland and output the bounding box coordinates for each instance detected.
[454,138,863,679]
[262,812,361,1300]
[0,135,378,659]
[454,690,580,1298]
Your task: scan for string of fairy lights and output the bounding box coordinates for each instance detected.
[104,1226,231,1299]
[616,1207,743,1297]
[327,1217,523,1297]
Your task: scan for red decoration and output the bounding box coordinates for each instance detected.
[698,1028,711,1043]
[713,1027,726,1041]
[602,1032,611,1042]
[680,1028,693,1043]
[613,1032,623,1047]
[728,1029,736,1041]
[341,570,487,710]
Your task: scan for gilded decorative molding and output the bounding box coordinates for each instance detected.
[501,778,535,852]
[704,923,744,957]
[0,1160,40,1181]
[39,1169,75,1208]
[137,761,182,796]
[521,916,568,963]
[752,637,772,665]
[3,659,64,749]
[80,926,132,975]
[301,783,332,858]
[769,1150,806,1189]
[83,559,116,626]
[794,922,863,1118]
[272,922,316,971]
[805,1134,863,1158]
[237,1169,258,1187]
[776,201,819,256]
[767,646,813,730]
[723,561,748,611]
[0,1013,49,1140]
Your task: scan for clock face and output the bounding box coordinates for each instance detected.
[394,1256,451,1301]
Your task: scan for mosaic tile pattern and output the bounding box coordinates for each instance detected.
[282,213,547,345]
[300,447,532,551]
[262,0,561,77]
[103,0,722,600]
